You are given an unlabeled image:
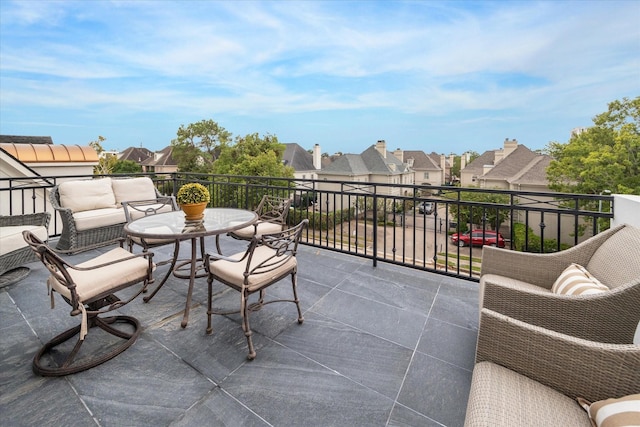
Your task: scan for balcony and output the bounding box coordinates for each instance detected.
[1,236,478,426]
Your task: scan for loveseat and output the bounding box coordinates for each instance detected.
[50,177,168,253]
[0,212,51,278]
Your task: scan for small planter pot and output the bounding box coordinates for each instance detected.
[180,202,207,221]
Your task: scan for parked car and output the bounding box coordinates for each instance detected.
[418,201,434,215]
[451,229,505,248]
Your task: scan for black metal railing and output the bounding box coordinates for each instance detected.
[0,172,614,281]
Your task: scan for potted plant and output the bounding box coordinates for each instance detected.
[176,183,210,221]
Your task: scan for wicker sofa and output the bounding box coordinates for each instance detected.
[0,212,51,278]
[464,309,640,426]
[50,177,165,253]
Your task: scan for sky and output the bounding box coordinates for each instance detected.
[1,1,639,157]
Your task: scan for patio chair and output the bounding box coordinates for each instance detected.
[479,223,640,344]
[205,219,308,360]
[23,230,155,376]
[122,196,181,299]
[0,212,50,278]
[215,195,292,254]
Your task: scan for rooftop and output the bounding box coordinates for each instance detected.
[1,236,478,426]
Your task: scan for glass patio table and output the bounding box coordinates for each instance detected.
[124,208,257,328]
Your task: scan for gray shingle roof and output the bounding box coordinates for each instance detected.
[510,155,552,186]
[119,147,154,163]
[283,143,315,171]
[482,145,537,179]
[403,150,441,170]
[0,135,53,145]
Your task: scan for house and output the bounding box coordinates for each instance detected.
[397,150,443,187]
[282,143,323,180]
[316,140,414,211]
[119,146,154,164]
[141,146,178,174]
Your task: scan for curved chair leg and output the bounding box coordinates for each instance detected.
[32,315,140,377]
[241,290,257,360]
[143,241,180,303]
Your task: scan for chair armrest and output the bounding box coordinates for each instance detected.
[482,275,640,343]
[0,212,50,228]
[480,225,625,288]
[476,309,640,402]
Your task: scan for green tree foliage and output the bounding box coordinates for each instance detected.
[171,119,231,173]
[444,190,510,232]
[546,96,640,195]
[213,133,294,178]
[112,160,142,174]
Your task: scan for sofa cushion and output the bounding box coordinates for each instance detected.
[73,208,126,231]
[464,362,591,427]
[578,394,640,427]
[58,178,116,212]
[112,177,158,206]
[231,221,283,239]
[0,225,48,256]
[587,225,640,289]
[552,263,608,295]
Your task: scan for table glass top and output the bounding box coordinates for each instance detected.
[124,208,257,238]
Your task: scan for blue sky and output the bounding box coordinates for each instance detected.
[1,1,638,156]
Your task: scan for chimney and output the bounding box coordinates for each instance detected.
[313,144,321,170]
[460,153,466,170]
[504,138,518,157]
[393,148,403,163]
[440,154,446,184]
[449,154,455,169]
[375,140,387,158]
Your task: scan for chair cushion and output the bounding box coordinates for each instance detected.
[551,263,608,295]
[48,247,150,303]
[73,208,126,231]
[210,245,296,292]
[578,394,640,427]
[58,178,116,212]
[112,177,158,206]
[464,362,591,427]
[231,221,283,239]
[0,225,48,256]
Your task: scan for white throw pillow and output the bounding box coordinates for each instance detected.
[112,177,158,206]
[551,263,608,295]
[58,178,116,212]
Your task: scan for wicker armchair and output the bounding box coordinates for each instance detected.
[465,308,640,426]
[0,212,51,277]
[480,223,640,344]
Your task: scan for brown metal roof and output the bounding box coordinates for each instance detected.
[0,143,99,162]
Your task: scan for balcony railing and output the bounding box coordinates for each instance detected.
[0,172,614,281]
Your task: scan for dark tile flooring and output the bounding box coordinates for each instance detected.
[0,236,479,426]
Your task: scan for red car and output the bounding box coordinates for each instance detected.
[451,229,505,248]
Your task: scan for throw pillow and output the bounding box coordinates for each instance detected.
[58,178,116,212]
[112,177,158,206]
[577,394,640,427]
[552,263,608,295]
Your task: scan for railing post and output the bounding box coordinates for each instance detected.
[372,192,378,267]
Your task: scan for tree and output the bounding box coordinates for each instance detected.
[112,160,142,174]
[546,96,640,195]
[89,136,117,175]
[444,190,510,232]
[213,133,294,178]
[171,119,231,173]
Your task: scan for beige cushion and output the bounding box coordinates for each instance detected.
[231,221,283,239]
[578,394,640,427]
[73,208,126,231]
[210,245,296,292]
[551,263,608,295]
[48,247,150,302]
[0,225,48,256]
[112,177,158,206]
[58,178,116,212]
[464,362,591,427]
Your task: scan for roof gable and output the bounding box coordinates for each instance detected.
[283,143,315,170]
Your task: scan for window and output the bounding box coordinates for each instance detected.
[423,172,429,179]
